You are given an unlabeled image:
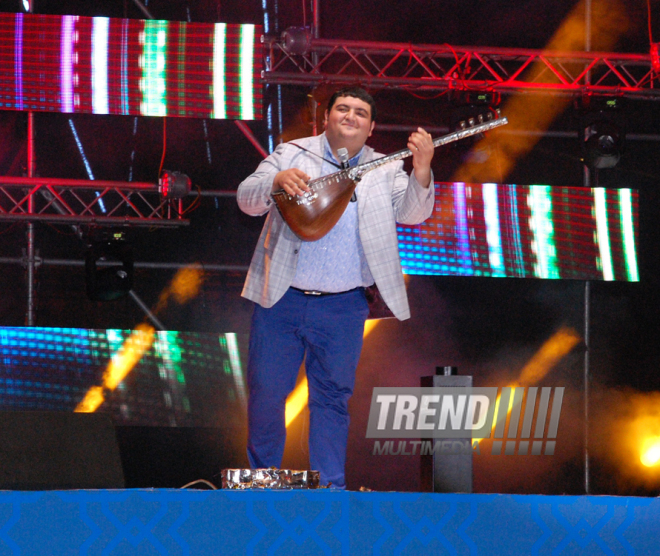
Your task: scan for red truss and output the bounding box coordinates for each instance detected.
[263,37,660,99]
[0,177,189,227]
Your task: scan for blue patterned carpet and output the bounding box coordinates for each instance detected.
[0,489,656,555]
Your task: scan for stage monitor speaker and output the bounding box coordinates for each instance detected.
[421,370,473,493]
[0,411,125,490]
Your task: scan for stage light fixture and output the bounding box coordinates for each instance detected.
[22,0,30,12]
[651,43,660,76]
[448,90,501,108]
[576,95,626,170]
[85,230,134,301]
[281,27,312,56]
[159,170,191,200]
[584,119,623,169]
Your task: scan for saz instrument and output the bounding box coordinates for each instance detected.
[272,111,508,241]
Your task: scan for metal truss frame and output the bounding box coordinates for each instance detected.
[0,177,188,227]
[263,37,660,99]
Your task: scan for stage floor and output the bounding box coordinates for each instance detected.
[0,489,656,554]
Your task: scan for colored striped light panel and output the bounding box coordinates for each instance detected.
[452,182,473,276]
[483,183,506,277]
[398,183,639,281]
[60,15,75,112]
[92,17,110,114]
[528,185,560,279]
[141,20,168,117]
[213,23,227,119]
[14,13,24,111]
[0,13,262,119]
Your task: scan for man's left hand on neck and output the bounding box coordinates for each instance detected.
[408,127,434,188]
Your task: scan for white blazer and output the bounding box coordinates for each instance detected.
[236,133,435,320]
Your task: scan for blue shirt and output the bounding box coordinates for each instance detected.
[290,137,375,292]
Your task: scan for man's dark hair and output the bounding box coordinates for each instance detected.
[326,87,377,121]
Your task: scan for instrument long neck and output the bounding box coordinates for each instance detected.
[352,118,506,179]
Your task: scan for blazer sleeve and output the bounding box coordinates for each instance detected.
[390,163,435,225]
[236,143,288,217]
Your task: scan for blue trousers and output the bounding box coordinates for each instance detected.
[247,287,369,488]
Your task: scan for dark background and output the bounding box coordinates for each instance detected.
[1,0,660,494]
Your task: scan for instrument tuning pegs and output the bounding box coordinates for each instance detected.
[496,108,501,117]
[459,120,467,129]
[468,117,475,127]
[478,114,484,123]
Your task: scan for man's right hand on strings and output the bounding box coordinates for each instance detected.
[273,168,310,197]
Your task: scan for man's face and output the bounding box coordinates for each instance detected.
[323,95,375,153]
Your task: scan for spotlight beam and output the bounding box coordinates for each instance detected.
[234,120,269,158]
[75,266,204,412]
[475,327,581,443]
[130,0,155,20]
[128,290,166,331]
[68,119,107,214]
[76,323,156,412]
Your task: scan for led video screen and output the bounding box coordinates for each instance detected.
[0,327,247,427]
[398,183,639,281]
[0,12,262,119]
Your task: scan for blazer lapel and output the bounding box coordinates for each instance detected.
[305,133,326,178]
[357,145,377,218]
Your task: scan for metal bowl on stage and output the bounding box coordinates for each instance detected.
[221,468,320,490]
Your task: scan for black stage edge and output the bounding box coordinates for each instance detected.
[115,425,248,489]
[0,411,124,490]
